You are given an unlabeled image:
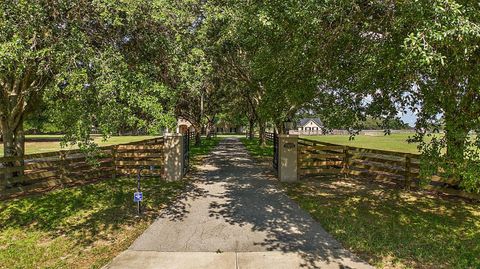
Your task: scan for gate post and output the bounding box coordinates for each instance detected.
[278,134,298,182]
[163,133,185,181]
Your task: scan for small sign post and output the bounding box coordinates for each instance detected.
[135,169,143,215]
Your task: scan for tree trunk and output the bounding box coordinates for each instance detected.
[206,120,214,140]
[445,128,468,161]
[248,119,255,140]
[275,122,286,135]
[206,125,211,139]
[443,111,469,185]
[1,124,15,187]
[195,129,201,146]
[438,79,473,186]
[14,116,25,177]
[258,120,266,147]
[1,114,25,188]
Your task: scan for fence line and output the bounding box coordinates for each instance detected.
[0,137,165,200]
[266,132,274,143]
[297,138,480,201]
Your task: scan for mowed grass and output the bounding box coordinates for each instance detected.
[240,138,480,268]
[285,177,480,269]
[216,134,246,138]
[0,177,186,269]
[0,135,221,269]
[190,137,222,166]
[0,135,158,156]
[240,138,273,162]
[304,133,420,154]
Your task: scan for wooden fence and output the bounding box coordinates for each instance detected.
[266,132,275,143]
[298,138,480,200]
[0,137,165,200]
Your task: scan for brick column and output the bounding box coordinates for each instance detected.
[278,134,298,182]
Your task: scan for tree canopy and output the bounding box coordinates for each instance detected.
[1,0,479,192]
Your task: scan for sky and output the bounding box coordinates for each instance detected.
[399,109,417,127]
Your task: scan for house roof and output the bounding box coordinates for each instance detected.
[297,118,323,127]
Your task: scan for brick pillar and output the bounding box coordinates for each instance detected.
[163,134,185,181]
[278,134,298,182]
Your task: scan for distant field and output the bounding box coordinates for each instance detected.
[0,135,158,156]
[217,134,245,138]
[304,133,420,154]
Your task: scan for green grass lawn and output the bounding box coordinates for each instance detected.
[285,177,480,269]
[24,134,64,140]
[216,134,246,138]
[304,133,420,154]
[190,137,221,165]
[0,177,186,269]
[240,138,273,162]
[0,135,222,269]
[240,136,480,268]
[0,135,158,156]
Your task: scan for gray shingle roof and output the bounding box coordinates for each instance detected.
[297,118,323,128]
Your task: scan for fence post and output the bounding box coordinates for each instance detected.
[405,155,411,189]
[278,134,298,182]
[0,168,5,191]
[59,151,66,185]
[342,146,350,176]
[112,145,118,179]
[163,133,185,181]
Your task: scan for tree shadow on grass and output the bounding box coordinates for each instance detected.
[286,176,480,268]
[0,177,187,247]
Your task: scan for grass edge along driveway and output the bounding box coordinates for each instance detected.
[0,137,220,269]
[240,137,480,269]
[0,177,186,269]
[285,178,480,269]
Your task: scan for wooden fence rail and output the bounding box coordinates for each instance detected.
[298,138,480,201]
[0,137,165,200]
[266,132,275,143]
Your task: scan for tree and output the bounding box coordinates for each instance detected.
[304,0,480,191]
[211,0,479,192]
[0,1,179,183]
[337,0,480,191]
[399,1,480,191]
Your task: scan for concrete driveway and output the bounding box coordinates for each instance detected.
[104,138,373,269]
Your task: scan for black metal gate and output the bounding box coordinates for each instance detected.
[183,131,190,175]
[273,132,279,172]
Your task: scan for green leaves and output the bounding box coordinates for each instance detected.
[1,0,478,192]
[202,0,480,192]
[1,0,182,153]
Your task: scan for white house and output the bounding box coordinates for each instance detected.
[292,118,323,135]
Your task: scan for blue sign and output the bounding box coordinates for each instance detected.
[134,192,143,202]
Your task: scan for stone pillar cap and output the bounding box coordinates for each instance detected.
[164,133,183,137]
[278,134,298,138]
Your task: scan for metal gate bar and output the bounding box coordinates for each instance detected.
[273,132,279,172]
[183,131,190,175]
